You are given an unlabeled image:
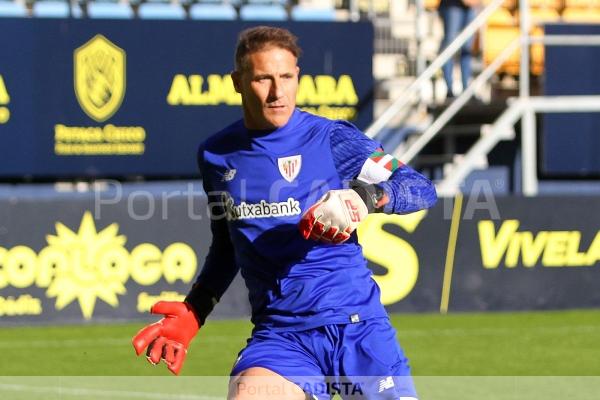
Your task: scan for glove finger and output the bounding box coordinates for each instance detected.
[298,205,320,239]
[321,226,339,243]
[163,342,176,365]
[147,336,167,365]
[298,217,314,240]
[167,342,187,375]
[132,323,162,356]
[332,230,351,244]
[309,220,326,241]
[151,301,185,317]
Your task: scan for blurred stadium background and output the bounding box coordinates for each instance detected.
[1,0,600,398]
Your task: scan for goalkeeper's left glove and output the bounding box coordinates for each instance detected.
[132,301,200,375]
[299,182,387,244]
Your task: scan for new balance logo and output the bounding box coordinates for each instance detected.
[222,169,236,182]
[378,376,394,393]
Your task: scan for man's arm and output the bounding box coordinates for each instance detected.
[353,147,438,214]
[329,121,437,213]
[185,186,240,324]
[299,121,437,243]
[188,145,240,318]
[132,148,239,374]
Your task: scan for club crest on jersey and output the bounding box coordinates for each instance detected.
[278,155,302,183]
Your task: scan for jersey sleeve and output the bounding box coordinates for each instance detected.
[329,120,382,181]
[377,166,438,214]
[329,121,437,214]
[192,146,239,300]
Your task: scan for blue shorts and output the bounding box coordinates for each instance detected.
[231,317,417,399]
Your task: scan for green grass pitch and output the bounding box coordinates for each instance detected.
[0,309,599,399]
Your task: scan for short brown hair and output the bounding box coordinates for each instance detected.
[234,26,302,71]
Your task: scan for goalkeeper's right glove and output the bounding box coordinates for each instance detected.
[132,301,200,375]
[299,188,369,244]
[298,181,388,244]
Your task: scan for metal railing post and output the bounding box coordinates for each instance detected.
[521,101,538,196]
[518,0,539,196]
[415,0,426,76]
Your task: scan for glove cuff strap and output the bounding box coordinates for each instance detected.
[350,180,386,213]
[185,283,218,325]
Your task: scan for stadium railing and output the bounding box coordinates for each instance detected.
[365,0,600,197]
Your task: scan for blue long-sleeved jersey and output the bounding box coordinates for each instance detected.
[196,109,436,331]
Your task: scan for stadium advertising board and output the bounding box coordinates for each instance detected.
[448,196,600,312]
[1,192,598,324]
[382,195,600,313]
[0,189,250,324]
[0,20,373,179]
[0,75,9,125]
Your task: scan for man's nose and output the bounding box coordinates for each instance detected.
[270,77,284,99]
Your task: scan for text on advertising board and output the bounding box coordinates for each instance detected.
[0,212,197,319]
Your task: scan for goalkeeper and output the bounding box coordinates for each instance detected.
[133,26,437,399]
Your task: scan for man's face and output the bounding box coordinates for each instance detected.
[232,46,299,130]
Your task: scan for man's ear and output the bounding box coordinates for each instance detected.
[231,70,242,94]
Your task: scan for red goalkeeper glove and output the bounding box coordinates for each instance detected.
[299,189,369,244]
[132,301,200,375]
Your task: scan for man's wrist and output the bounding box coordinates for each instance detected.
[184,283,219,325]
[349,180,388,213]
